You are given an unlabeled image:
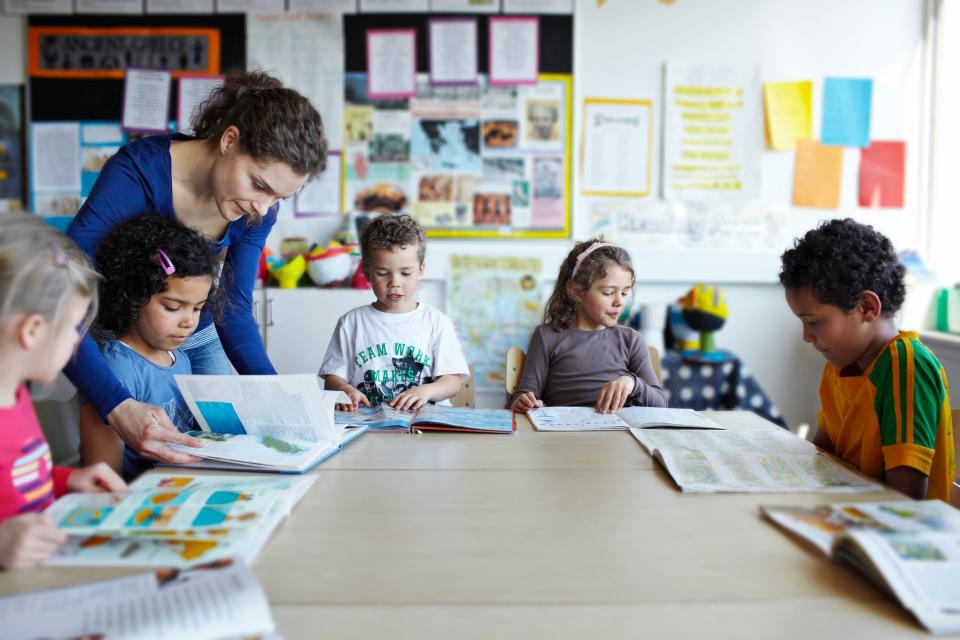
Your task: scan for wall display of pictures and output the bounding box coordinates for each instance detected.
[343,72,571,239]
[0,86,24,212]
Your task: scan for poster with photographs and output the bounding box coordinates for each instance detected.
[0,85,23,212]
[343,72,571,239]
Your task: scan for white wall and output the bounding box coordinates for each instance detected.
[0,15,24,85]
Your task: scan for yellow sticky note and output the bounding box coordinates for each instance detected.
[792,139,843,208]
[764,81,812,150]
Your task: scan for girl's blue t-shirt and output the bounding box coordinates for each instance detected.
[64,133,277,420]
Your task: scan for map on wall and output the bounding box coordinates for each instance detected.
[343,72,571,239]
[447,255,543,391]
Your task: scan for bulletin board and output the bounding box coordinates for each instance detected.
[573,0,925,283]
[343,13,573,239]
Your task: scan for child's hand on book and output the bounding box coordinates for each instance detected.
[389,385,433,411]
[67,462,127,494]
[337,387,372,412]
[0,513,67,570]
[511,391,543,413]
[596,375,635,413]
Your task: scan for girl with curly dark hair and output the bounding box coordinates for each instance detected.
[80,214,220,479]
[64,69,327,467]
[510,239,667,415]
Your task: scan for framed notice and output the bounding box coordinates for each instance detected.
[581,98,652,197]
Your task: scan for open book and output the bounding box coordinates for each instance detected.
[762,500,960,635]
[527,406,723,432]
[168,374,367,472]
[630,427,882,493]
[44,473,314,567]
[335,404,515,434]
[0,559,276,640]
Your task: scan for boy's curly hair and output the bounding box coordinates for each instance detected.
[779,218,905,316]
[96,213,222,334]
[359,214,427,272]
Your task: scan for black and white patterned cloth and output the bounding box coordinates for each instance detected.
[660,350,788,429]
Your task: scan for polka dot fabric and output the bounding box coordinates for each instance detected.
[660,350,788,428]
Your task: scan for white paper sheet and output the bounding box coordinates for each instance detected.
[147,0,214,12]
[247,12,345,148]
[2,0,73,13]
[217,0,285,12]
[489,17,539,85]
[429,18,478,86]
[367,29,418,99]
[177,75,224,134]
[76,0,142,12]
[360,0,428,11]
[290,0,357,9]
[31,122,81,193]
[581,99,652,196]
[0,561,275,640]
[430,0,499,12]
[295,151,342,215]
[122,68,172,133]
[503,0,571,14]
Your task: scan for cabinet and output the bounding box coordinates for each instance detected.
[254,287,376,374]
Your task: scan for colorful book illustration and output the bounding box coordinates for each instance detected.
[45,474,314,567]
[630,428,883,493]
[761,500,960,634]
[527,406,724,432]
[336,404,515,434]
[2,559,276,640]
[167,374,367,472]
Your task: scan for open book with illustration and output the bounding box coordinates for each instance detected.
[630,427,882,493]
[0,559,277,640]
[761,500,960,635]
[168,374,367,472]
[44,474,314,567]
[335,404,515,434]
[527,406,724,432]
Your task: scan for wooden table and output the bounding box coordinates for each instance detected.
[0,412,936,639]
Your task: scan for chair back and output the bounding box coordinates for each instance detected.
[451,365,477,408]
[648,346,662,385]
[505,346,526,396]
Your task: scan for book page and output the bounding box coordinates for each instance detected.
[413,405,514,433]
[617,407,723,430]
[45,474,314,536]
[176,374,347,443]
[0,560,275,640]
[528,406,629,431]
[632,428,881,493]
[335,405,415,430]
[840,529,960,634]
[168,431,338,471]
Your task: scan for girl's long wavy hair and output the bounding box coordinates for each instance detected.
[543,239,635,331]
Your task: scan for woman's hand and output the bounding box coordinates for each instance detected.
[107,399,203,464]
[596,375,635,413]
[66,462,127,493]
[0,514,67,570]
[511,391,543,414]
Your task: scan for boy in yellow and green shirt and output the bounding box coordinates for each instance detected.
[780,218,955,502]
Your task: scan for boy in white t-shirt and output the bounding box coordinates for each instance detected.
[320,214,469,410]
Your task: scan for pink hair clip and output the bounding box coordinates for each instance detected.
[155,248,176,275]
[51,243,69,267]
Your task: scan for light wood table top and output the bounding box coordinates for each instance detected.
[0,411,932,638]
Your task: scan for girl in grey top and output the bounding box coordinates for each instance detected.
[511,240,668,414]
